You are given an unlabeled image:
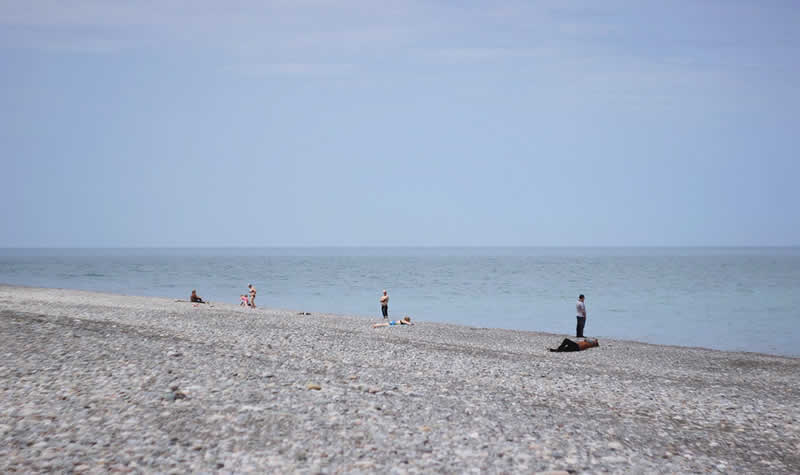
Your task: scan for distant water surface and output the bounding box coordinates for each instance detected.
[1,247,798,357]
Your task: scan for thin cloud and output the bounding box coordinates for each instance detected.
[226,61,356,78]
[2,0,797,89]
[426,47,553,63]
[0,0,425,54]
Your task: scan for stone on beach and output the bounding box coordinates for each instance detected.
[0,284,798,474]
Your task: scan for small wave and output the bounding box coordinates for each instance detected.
[84,273,105,278]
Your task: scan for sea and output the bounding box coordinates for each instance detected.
[1,247,798,357]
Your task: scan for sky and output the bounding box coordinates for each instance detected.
[1,0,799,247]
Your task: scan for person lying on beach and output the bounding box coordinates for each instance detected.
[190,290,205,303]
[372,316,412,328]
[240,294,250,306]
[549,337,599,352]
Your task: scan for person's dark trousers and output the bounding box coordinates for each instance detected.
[382,306,388,318]
[576,316,586,338]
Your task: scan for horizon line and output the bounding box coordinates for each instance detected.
[1,245,799,249]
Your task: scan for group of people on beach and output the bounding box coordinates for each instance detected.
[372,288,414,327]
[239,284,256,308]
[376,288,588,337]
[190,286,587,337]
[190,286,412,327]
[191,284,257,308]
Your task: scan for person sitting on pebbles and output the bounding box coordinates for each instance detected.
[190,289,206,304]
[372,316,413,328]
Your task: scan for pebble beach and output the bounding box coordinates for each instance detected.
[1,284,798,474]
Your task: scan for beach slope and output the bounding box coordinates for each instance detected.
[1,285,798,473]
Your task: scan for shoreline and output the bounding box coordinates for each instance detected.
[2,282,796,360]
[1,284,799,473]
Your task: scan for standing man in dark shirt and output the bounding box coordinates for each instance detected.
[576,294,587,338]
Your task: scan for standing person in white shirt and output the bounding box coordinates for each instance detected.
[576,294,587,338]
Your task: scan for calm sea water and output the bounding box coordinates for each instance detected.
[1,247,798,357]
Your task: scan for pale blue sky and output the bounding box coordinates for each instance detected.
[1,0,798,247]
